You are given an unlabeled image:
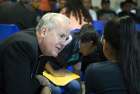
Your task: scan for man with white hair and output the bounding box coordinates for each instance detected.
[0,13,72,94]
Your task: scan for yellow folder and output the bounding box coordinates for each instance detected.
[43,71,80,86]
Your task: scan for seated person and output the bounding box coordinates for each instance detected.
[118,1,137,22]
[85,17,140,94]
[60,0,92,30]
[37,24,100,94]
[80,24,106,79]
[97,0,116,22]
[38,33,80,94]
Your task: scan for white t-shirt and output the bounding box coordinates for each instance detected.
[89,9,97,21]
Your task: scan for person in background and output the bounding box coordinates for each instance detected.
[49,0,58,12]
[38,0,53,15]
[0,0,37,30]
[85,17,140,94]
[60,0,92,30]
[118,0,137,22]
[0,0,4,3]
[97,0,116,22]
[81,0,97,21]
[0,13,72,94]
[56,0,66,12]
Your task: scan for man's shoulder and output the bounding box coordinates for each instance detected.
[0,28,37,47]
[14,28,36,41]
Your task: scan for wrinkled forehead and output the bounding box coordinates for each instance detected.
[55,23,71,34]
[54,26,71,36]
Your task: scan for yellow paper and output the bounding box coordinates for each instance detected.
[43,71,80,86]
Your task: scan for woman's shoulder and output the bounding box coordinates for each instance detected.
[86,61,121,76]
[85,62,127,94]
[88,61,117,68]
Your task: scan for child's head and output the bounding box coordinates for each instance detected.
[79,24,99,56]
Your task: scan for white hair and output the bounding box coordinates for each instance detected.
[36,13,70,32]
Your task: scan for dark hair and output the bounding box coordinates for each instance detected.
[104,17,140,94]
[80,24,99,45]
[80,24,95,33]
[120,0,137,8]
[120,1,125,9]
[64,0,92,24]
[101,0,110,4]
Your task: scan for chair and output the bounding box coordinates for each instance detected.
[136,24,140,31]
[92,20,105,36]
[0,24,20,41]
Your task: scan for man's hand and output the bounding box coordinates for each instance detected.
[41,86,51,94]
[35,75,50,86]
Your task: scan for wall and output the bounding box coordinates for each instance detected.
[92,0,125,11]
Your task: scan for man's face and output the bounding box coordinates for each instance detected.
[38,24,71,57]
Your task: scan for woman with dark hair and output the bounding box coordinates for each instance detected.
[60,0,92,30]
[85,17,140,94]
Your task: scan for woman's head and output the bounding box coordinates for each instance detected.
[103,18,121,60]
[103,17,136,60]
[79,24,99,56]
[103,17,140,93]
[62,0,92,24]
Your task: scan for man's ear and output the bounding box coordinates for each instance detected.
[40,28,48,38]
